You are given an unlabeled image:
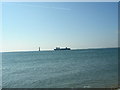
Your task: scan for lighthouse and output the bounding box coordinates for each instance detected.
[39,47,40,51]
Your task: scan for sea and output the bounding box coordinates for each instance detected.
[2,48,118,88]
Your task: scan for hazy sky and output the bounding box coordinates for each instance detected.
[2,2,118,52]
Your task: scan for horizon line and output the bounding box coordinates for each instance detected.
[1,47,119,53]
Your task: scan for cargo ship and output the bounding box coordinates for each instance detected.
[54,47,71,51]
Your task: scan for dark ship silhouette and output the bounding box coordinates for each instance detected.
[54,47,71,51]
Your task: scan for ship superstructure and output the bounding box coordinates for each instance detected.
[54,47,71,50]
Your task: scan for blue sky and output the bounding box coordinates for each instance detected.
[2,2,118,51]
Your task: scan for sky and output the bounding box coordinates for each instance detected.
[2,2,118,52]
[1,0,120,2]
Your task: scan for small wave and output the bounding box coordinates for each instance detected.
[83,85,90,88]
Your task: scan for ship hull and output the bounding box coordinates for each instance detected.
[54,48,71,51]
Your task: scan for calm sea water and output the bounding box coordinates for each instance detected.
[2,48,118,88]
